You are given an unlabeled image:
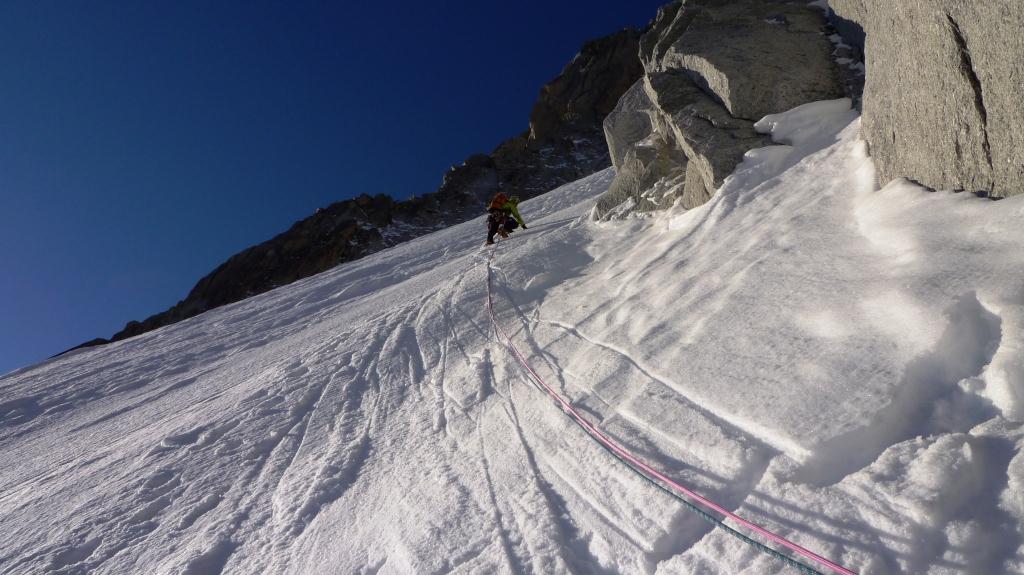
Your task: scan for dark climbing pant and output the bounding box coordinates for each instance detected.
[487,210,518,242]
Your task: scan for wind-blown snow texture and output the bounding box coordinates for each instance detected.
[3,100,1024,574]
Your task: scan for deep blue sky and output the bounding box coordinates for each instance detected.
[0,1,665,375]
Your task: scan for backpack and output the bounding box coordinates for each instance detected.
[488,192,509,211]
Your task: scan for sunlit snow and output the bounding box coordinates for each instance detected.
[2,100,1023,574]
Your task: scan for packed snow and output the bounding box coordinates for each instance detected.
[2,100,1023,575]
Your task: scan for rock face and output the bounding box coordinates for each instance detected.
[831,1,1024,198]
[529,29,644,141]
[603,81,655,173]
[645,70,770,200]
[74,28,644,351]
[596,0,842,218]
[655,1,843,120]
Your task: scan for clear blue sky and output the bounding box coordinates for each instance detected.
[0,1,665,375]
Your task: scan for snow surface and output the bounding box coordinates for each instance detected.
[3,100,1024,574]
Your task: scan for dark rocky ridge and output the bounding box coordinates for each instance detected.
[76,28,644,350]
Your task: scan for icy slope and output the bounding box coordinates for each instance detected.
[3,100,1024,575]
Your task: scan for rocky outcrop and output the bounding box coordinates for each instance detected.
[654,1,842,121]
[645,70,770,200]
[830,1,1023,198]
[73,28,644,351]
[604,81,655,173]
[596,0,842,218]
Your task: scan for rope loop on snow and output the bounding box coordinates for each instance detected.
[483,248,856,575]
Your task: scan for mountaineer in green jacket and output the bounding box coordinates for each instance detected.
[485,192,527,245]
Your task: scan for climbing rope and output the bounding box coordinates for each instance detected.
[484,249,857,575]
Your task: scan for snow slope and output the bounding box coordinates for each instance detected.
[3,100,1024,575]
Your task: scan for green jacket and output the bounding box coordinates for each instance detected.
[497,199,525,226]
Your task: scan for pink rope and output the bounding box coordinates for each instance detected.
[484,253,856,575]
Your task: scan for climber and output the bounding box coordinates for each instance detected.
[485,192,527,245]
